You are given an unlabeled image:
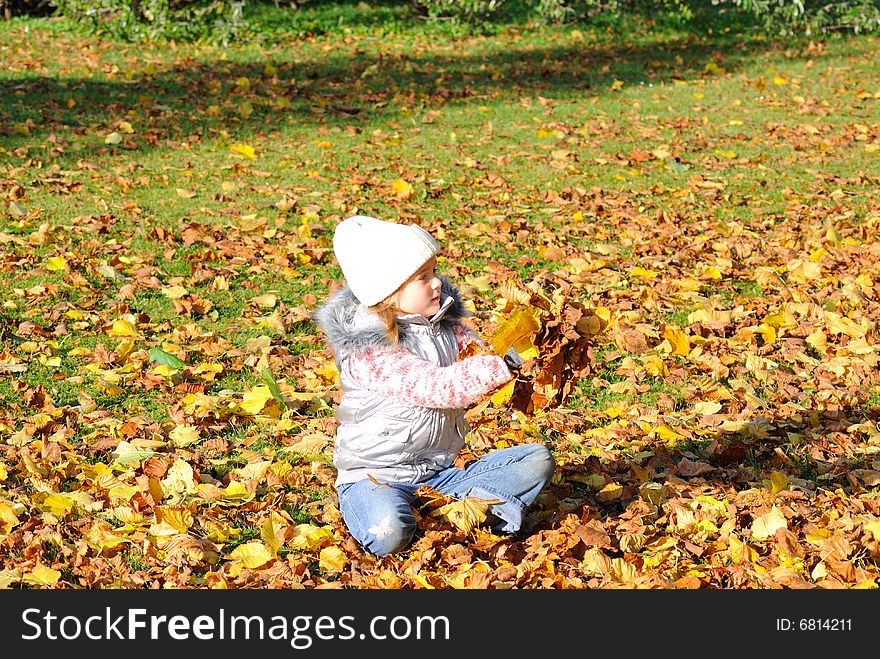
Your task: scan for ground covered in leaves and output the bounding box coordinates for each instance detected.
[1,11,880,589]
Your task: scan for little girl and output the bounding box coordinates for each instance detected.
[313,215,556,557]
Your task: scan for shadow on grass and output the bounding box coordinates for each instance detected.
[0,25,787,162]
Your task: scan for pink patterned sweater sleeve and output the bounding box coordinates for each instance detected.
[347,348,512,409]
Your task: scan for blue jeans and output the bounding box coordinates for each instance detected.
[336,443,555,556]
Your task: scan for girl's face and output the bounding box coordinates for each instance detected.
[396,257,441,316]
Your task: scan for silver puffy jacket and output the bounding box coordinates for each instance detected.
[312,277,471,486]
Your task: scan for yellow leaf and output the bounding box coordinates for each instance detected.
[490,306,541,356]
[824,312,866,338]
[863,520,880,542]
[192,362,223,381]
[37,493,76,517]
[45,256,68,271]
[490,378,515,407]
[763,310,796,329]
[714,149,737,159]
[161,459,198,496]
[169,424,200,447]
[692,401,722,416]
[597,482,623,502]
[806,329,827,352]
[642,354,668,377]
[236,460,271,481]
[290,524,333,550]
[105,132,122,145]
[750,506,787,541]
[728,536,759,563]
[229,541,274,569]
[661,324,690,357]
[239,385,275,416]
[23,565,61,586]
[156,507,193,533]
[162,285,188,299]
[435,497,494,533]
[252,294,277,308]
[700,265,723,280]
[261,515,284,555]
[766,470,788,494]
[464,274,492,293]
[787,259,822,283]
[0,501,20,534]
[176,188,197,199]
[805,528,831,546]
[391,178,413,199]
[755,323,776,344]
[319,546,347,573]
[108,318,137,337]
[653,424,684,442]
[152,364,179,379]
[630,267,658,280]
[230,143,256,159]
[220,481,252,503]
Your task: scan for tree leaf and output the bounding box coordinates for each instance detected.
[112,441,157,465]
[261,368,288,411]
[148,347,187,369]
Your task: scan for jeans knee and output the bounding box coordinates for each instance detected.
[361,521,416,557]
[526,444,556,483]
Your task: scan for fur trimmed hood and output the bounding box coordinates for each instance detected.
[312,275,469,358]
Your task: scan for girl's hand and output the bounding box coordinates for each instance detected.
[502,347,524,371]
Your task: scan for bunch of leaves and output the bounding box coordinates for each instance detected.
[479,274,611,415]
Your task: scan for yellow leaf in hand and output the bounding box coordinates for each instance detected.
[490,306,540,356]
[490,378,515,407]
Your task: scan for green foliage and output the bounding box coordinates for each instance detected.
[414,0,509,22]
[516,0,880,35]
[49,0,246,44]
[725,0,880,35]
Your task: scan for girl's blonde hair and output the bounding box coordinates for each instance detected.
[369,292,401,344]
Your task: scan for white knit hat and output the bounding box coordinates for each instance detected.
[332,215,439,307]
